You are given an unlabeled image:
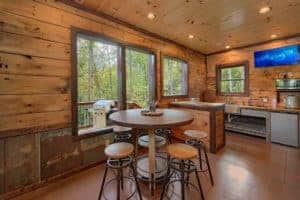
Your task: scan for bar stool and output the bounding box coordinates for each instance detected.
[155,128,172,144]
[160,143,205,200]
[135,134,168,183]
[184,130,214,186]
[135,130,168,157]
[138,134,166,148]
[98,142,142,200]
[113,126,133,143]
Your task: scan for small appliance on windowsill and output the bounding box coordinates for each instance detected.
[91,100,116,128]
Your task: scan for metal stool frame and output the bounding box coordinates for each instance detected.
[98,156,143,200]
[160,157,205,200]
[114,132,133,143]
[185,138,214,186]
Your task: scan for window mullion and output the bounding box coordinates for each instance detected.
[88,40,93,102]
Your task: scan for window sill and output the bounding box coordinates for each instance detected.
[161,95,189,99]
[73,126,114,141]
[217,93,249,97]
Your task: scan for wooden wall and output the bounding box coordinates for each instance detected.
[205,37,300,107]
[0,0,206,197]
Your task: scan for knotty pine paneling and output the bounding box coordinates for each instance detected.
[0,110,71,133]
[206,36,300,107]
[0,0,204,59]
[216,110,225,148]
[0,94,70,116]
[0,11,70,44]
[0,0,126,44]
[0,52,70,77]
[68,0,300,54]
[0,32,70,60]
[0,0,206,136]
[174,108,210,148]
[0,74,70,95]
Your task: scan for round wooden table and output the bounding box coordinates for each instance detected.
[109,109,193,194]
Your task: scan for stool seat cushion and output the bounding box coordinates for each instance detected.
[138,135,166,148]
[184,130,208,140]
[104,142,134,159]
[166,143,198,160]
[113,126,132,133]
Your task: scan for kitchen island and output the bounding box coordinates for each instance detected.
[169,101,225,153]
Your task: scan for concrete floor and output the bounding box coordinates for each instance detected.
[12,132,300,200]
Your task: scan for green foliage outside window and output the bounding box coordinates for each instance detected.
[77,37,118,102]
[163,57,188,96]
[77,36,118,128]
[220,66,245,93]
[126,48,153,108]
[76,35,155,128]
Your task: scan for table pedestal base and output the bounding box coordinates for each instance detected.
[136,155,168,182]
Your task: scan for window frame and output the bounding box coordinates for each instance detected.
[71,27,157,139]
[160,54,189,98]
[216,61,249,96]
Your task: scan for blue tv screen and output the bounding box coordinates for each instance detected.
[254,44,300,67]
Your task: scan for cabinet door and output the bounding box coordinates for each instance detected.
[271,112,299,147]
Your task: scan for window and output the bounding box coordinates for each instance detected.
[72,30,121,137]
[71,28,157,137]
[162,56,188,97]
[216,61,249,96]
[126,47,155,108]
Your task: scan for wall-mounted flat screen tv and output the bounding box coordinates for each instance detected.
[254,44,300,67]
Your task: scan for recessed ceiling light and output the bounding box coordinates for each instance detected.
[147,13,156,20]
[226,45,231,49]
[259,6,271,14]
[270,34,277,39]
[188,34,195,39]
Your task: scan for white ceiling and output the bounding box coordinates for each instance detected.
[69,0,300,54]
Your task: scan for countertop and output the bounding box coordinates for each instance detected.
[169,101,225,111]
[240,105,300,114]
[170,101,300,114]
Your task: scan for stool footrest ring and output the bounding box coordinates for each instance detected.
[102,176,138,200]
[107,156,133,169]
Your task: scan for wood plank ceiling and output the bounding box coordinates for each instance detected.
[67,0,300,54]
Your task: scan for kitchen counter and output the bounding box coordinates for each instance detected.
[169,101,225,153]
[225,104,300,147]
[240,105,300,114]
[170,101,225,111]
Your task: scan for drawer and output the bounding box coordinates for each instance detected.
[241,109,268,118]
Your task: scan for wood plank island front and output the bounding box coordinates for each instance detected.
[169,101,226,153]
